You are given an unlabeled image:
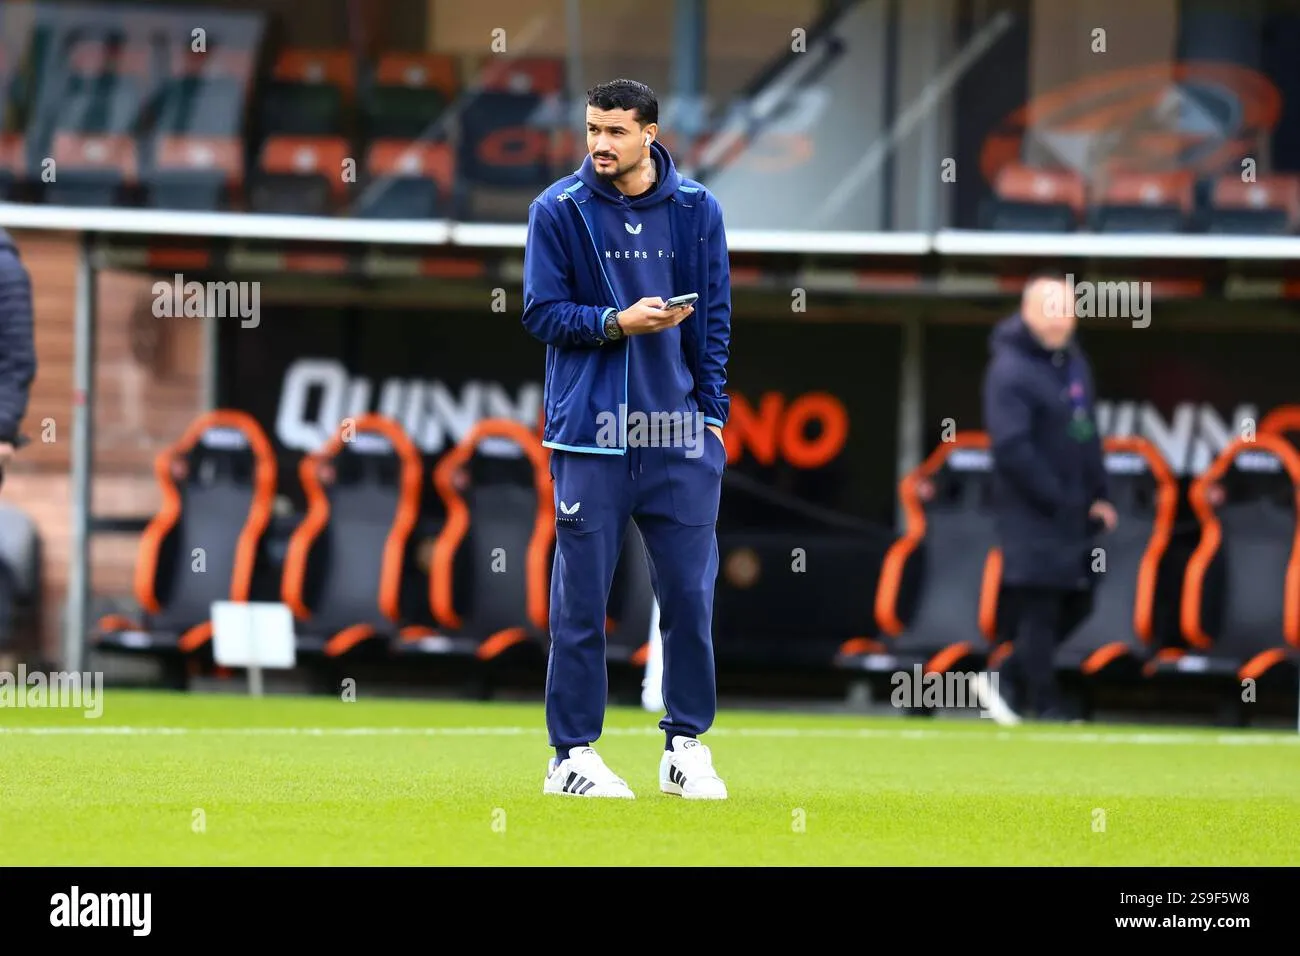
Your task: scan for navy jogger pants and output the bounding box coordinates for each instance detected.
[544,433,725,749]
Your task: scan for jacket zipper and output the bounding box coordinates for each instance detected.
[569,195,629,453]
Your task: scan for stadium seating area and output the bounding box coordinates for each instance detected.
[0,23,737,223]
[980,161,1300,234]
[91,404,1300,716]
[5,10,1297,233]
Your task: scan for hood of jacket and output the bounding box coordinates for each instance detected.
[989,311,1076,361]
[573,139,682,208]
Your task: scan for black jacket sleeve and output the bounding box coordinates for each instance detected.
[0,248,37,443]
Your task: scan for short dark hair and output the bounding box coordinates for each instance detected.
[586,79,658,126]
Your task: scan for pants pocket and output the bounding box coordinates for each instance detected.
[665,431,724,526]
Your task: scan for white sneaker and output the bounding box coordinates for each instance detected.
[660,735,728,800]
[543,746,635,798]
[973,672,1021,726]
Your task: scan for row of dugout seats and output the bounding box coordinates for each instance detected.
[982,162,1300,235]
[836,418,1300,703]
[94,410,660,685]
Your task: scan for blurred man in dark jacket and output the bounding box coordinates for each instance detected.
[0,229,36,477]
[980,271,1116,722]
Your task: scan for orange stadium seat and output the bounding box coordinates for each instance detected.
[281,414,429,659]
[46,132,138,206]
[365,52,460,140]
[146,135,244,210]
[357,139,454,218]
[261,48,354,136]
[1050,437,1180,684]
[1153,435,1300,704]
[95,411,278,672]
[249,135,352,214]
[835,432,1002,688]
[981,162,1087,232]
[1089,170,1196,232]
[1205,173,1300,234]
[396,419,554,671]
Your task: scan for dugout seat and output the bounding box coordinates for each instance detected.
[835,432,999,679]
[1153,434,1300,685]
[1051,436,1179,677]
[1260,404,1300,448]
[95,410,277,657]
[395,418,553,664]
[280,414,426,658]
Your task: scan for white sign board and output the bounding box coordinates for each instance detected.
[211,601,297,676]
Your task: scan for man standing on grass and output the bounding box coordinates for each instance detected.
[522,79,732,799]
[979,270,1116,723]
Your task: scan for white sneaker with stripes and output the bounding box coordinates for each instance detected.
[660,735,728,800]
[543,746,635,798]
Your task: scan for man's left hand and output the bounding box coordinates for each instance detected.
[1089,499,1118,532]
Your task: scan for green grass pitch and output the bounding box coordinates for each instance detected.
[1,689,1297,866]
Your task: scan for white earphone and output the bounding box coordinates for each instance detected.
[644,133,651,146]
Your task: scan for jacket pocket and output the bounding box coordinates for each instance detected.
[546,349,585,417]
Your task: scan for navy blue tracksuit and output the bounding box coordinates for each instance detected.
[522,141,732,751]
[981,313,1108,717]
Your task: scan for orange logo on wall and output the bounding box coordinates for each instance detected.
[980,62,1282,184]
[723,391,848,469]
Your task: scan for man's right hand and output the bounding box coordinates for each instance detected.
[616,296,693,335]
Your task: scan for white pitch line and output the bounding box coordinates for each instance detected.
[0,725,1296,746]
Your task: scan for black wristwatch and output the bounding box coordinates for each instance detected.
[602,309,624,341]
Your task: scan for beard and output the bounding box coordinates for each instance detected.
[592,153,634,180]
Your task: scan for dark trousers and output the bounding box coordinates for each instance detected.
[544,435,725,749]
[996,585,1091,718]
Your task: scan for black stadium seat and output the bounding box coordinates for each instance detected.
[395,418,553,666]
[1052,436,1180,678]
[95,410,278,659]
[1156,434,1300,688]
[836,432,999,681]
[280,413,426,658]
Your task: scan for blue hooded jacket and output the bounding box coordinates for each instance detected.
[521,140,731,454]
